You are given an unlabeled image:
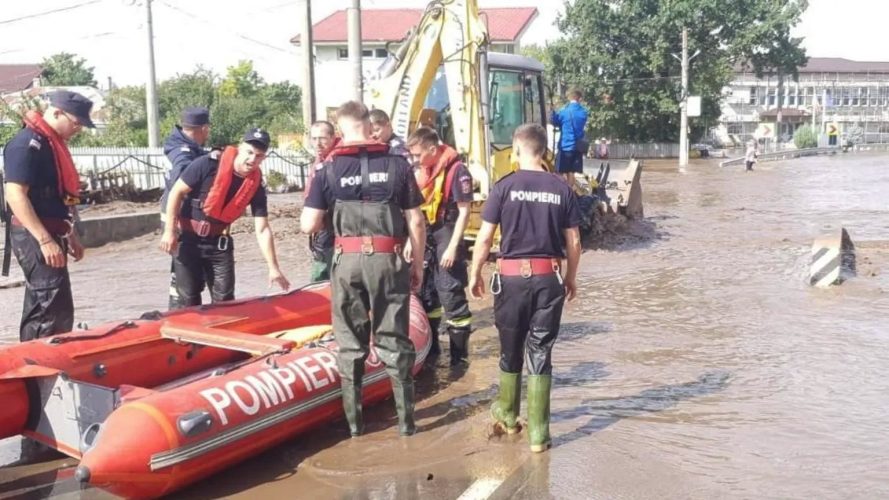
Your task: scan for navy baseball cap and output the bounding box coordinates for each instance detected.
[243,127,271,151]
[49,90,95,128]
[181,106,210,127]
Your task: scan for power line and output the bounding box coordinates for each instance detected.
[0,31,119,56]
[156,1,296,56]
[0,0,103,26]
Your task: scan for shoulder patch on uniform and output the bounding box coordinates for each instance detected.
[209,149,222,160]
[460,175,472,194]
[180,145,191,152]
[315,162,325,171]
[28,138,42,150]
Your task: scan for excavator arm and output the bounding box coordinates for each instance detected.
[366,0,493,196]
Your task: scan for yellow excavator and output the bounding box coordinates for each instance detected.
[365,0,643,241]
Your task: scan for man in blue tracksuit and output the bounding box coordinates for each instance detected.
[160,107,211,309]
[550,88,588,186]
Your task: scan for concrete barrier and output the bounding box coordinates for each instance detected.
[77,212,161,248]
[719,147,840,168]
[810,228,856,288]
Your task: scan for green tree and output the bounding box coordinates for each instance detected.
[218,61,264,98]
[742,2,808,140]
[157,67,218,134]
[41,52,97,87]
[553,0,808,142]
[64,61,301,147]
[793,124,817,149]
[72,85,147,147]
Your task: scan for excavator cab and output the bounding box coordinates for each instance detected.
[485,52,548,182]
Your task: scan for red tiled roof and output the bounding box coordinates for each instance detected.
[291,7,537,44]
[0,64,42,94]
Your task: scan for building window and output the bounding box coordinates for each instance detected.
[728,123,742,135]
[787,87,797,106]
[767,87,776,106]
[749,86,757,105]
[338,47,389,59]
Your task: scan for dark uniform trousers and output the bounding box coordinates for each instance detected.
[11,227,74,342]
[172,233,235,307]
[493,273,566,375]
[420,220,472,360]
[309,225,334,282]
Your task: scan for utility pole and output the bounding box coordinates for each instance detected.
[679,27,689,167]
[300,0,316,130]
[347,0,363,101]
[145,0,160,148]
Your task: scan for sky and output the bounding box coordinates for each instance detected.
[0,0,885,88]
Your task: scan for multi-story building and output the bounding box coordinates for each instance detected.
[716,57,889,146]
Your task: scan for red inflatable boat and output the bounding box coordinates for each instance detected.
[0,283,431,498]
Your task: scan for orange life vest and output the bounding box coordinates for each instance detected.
[330,141,389,157]
[202,146,262,224]
[417,145,462,224]
[22,110,81,205]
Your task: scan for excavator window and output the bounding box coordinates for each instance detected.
[524,74,542,125]
[489,70,525,146]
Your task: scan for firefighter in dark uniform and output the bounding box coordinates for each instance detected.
[161,106,211,308]
[469,124,582,453]
[300,101,426,437]
[3,90,93,341]
[160,127,290,306]
[406,127,473,364]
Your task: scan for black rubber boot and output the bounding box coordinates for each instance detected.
[341,384,364,437]
[428,317,441,357]
[391,377,416,436]
[448,326,471,366]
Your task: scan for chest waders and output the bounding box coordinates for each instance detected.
[328,152,416,437]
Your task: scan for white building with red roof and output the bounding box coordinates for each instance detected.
[291,7,538,119]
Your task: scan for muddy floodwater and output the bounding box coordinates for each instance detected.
[2,153,889,499]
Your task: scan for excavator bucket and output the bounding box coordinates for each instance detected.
[605,159,644,219]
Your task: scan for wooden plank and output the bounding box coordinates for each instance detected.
[160,324,296,356]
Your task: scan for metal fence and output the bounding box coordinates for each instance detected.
[0,147,314,192]
[607,143,682,159]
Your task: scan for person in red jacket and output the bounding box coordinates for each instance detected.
[159,127,289,307]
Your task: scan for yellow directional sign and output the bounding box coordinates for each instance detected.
[827,123,839,136]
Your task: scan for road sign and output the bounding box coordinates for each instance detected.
[755,123,773,139]
[687,96,701,117]
[827,123,839,136]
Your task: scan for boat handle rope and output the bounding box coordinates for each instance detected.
[47,321,138,345]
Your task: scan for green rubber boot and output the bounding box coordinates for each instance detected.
[491,371,522,434]
[527,374,552,452]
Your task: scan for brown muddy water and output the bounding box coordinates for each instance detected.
[1,153,888,499]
